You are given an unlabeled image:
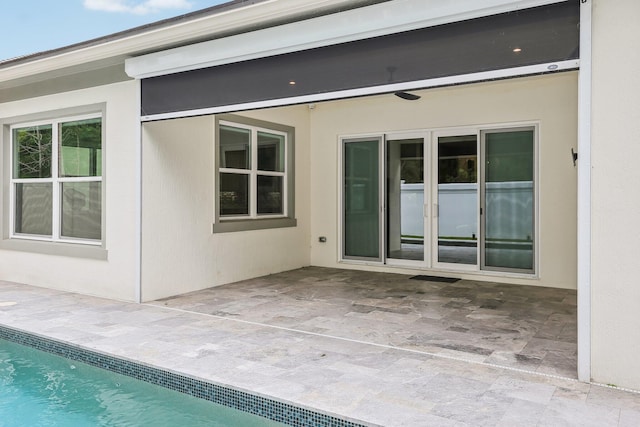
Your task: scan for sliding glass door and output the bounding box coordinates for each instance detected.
[435,134,478,267]
[342,134,427,265]
[343,137,382,261]
[481,128,535,272]
[342,126,536,275]
[386,136,426,263]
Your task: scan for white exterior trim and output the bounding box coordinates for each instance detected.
[577,0,592,383]
[135,79,143,304]
[126,0,569,79]
[140,60,579,122]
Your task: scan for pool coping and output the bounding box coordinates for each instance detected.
[0,324,370,427]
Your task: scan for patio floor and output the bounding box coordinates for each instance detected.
[151,267,578,379]
[1,267,640,426]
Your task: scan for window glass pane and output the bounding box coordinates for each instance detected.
[220,173,249,215]
[484,130,534,271]
[387,139,424,262]
[438,136,477,184]
[13,125,52,179]
[60,118,102,178]
[257,132,284,172]
[437,135,478,265]
[14,183,52,236]
[257,175,283,214]
[61,182,102,240]
[219,125,250,169]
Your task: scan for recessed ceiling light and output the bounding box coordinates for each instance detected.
[513,47,522,53]
[289,80,296,85]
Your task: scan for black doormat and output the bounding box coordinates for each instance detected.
[410,275,460,283]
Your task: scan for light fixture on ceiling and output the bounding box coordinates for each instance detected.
[394,91,421,101]
[513,47,522,53]
[387,66,421,100]
[289,80,296,85]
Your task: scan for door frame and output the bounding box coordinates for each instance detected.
[430,128,481,272]
[339,134,385,263]
[384,131,431,269]
[340,123,540,276]
[479,125,539,274]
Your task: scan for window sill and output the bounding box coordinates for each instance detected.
[212,218,297,233]
[0,238,108,260]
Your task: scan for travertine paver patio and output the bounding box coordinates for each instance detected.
[1,268,639,426]
[152,267,577,378]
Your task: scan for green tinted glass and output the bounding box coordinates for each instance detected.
[13,126,53,179]
[59,118,102,178]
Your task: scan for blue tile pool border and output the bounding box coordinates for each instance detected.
[0,324,367,427]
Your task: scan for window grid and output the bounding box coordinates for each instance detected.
[219,121,287,220]
[9,114,102,245]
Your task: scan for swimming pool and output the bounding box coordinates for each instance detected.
[0,326,363,427]
[0,338,284,426]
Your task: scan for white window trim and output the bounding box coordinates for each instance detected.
[9,113,103,246]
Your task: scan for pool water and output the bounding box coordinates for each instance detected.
[0,339,285,427]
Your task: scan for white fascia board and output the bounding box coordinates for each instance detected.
[0,0,357,84]
[126,0,568,79]
[141,59,579,122]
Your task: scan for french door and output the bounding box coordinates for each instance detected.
[341,126,536,274]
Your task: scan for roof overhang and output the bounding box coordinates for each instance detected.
[0,0,380,90]
[125,0,569,80]
[132,0,579,121]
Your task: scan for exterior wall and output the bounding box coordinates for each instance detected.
[310,72,578,289]
[0,81,139,301]
[590,0,640,390]
[140,105,311,301]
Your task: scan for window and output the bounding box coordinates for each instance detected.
[10,115,102,244]
[214,114,295,233]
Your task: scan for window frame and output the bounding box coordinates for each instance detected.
[1,104,106,258]
[213,114,296,233]
[10,113,103,245]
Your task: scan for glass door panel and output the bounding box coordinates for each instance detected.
[436,135,478,265]
[481,129,535,272]
[386,138,425,262]
[343,138,382,260]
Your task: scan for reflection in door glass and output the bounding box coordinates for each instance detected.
[387,139,424,261]
[437,135,478,264]
[343,139,380,259]
[483,130,534,271]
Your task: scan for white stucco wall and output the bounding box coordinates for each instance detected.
[309,72,578,289]
[0,81,139,301]
[590,0,640,390]
[140,105,311,301]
